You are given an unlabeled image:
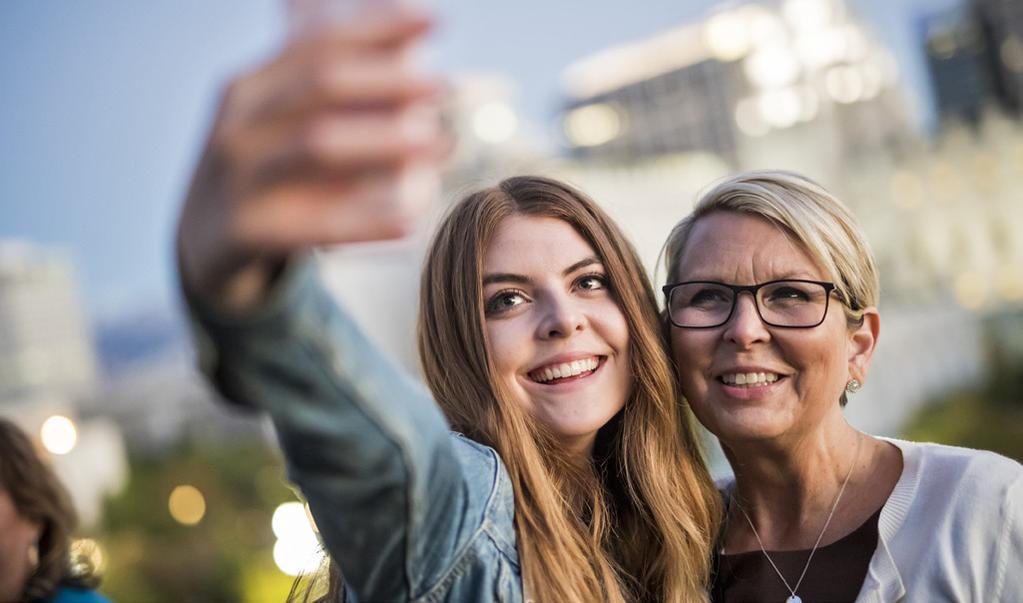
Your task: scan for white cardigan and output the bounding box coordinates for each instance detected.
[855,438,1023,602]
[718,438,1023,601]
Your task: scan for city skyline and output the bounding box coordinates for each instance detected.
[1,0,962,321]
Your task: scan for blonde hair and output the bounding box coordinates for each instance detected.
[419,176,720,602]
[662,170,879,324]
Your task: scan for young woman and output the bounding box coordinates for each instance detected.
[176,8,719,601]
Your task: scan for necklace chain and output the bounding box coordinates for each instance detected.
[730,436,862,601]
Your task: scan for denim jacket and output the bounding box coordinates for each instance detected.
[186,259,524,602]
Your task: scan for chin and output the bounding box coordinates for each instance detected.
[705,409,793,444]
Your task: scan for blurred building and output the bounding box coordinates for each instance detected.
[0,241,98,399]
[0,241,128,527]
[975,0,1023,115]
[558,0,912,181]
[560,23,744,162]
[921,8,992,125]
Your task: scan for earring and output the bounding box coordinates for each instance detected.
[27,542,39,570]
[845,378,862,394]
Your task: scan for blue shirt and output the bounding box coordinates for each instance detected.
[188,260,524,602]
[48,587,113,603]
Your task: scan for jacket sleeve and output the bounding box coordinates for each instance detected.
[183,258,471,601]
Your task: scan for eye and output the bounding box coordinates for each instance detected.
[689,287,730,306]
[576,273,608,292]
[484,290,528,316]
[766,285,812,303]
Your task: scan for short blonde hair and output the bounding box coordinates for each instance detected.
[662,170,879,323]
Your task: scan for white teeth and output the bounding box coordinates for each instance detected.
[531,357,600,383]
[722,372,779,387]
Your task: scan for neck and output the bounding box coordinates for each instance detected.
[723,416,864,550]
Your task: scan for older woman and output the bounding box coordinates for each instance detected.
[661,171,1023,602]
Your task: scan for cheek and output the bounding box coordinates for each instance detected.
[669,334,717,426]
[670,331,709,375]
[484,322,520,376]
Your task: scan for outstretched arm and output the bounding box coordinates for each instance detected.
[176,8,462,599]
[185,259,466,600]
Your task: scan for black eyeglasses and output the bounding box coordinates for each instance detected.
[662,279,837,329]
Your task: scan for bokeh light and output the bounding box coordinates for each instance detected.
[744,45,801,89]
[271,502,322,576]
[825,65,865,104]
[272,536,322,577]
[69,538,105,576]
[471,102,517,144]
[40,415,77,455]
[704,10,753,62]
[271,502,310,539]
[758,88,802,129]
[782,0,836,32]
[564,103,622,147]
[168,485,206,526]
[955,272,987,310]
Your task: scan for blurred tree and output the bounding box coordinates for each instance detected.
[96,436,299,602]
[902,310,1023,461]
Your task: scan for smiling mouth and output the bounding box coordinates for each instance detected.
[528,356,603,384]
[718,372,783,388]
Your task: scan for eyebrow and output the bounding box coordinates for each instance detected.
[677,271,820,283]
[482,257,602,286]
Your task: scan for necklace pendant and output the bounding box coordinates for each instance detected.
[786,596,802,603]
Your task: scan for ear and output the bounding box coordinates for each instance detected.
[847,307,880,384]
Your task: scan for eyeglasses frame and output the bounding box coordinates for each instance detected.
[661,278,838,329]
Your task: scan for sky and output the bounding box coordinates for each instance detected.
[0,0,960,322]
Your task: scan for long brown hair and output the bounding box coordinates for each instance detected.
[294,176,721,602]
[418,176,720,602]
[0,419,97,602]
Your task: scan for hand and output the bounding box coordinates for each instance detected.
[177,7,448,311]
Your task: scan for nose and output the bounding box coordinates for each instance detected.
[722,292,770,347]
[537,293,585,339]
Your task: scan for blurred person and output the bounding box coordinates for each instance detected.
[661,170,1023,602]
[0,420,110,603]
[176,7,720,603]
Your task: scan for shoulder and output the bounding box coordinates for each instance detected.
[876,440,1023,599]
[449,433,517,537]
[431,434,519,580]
[884,437,1022,526]
[892,438,1022,492]
[449,432,504,496]
[48,587,114,603]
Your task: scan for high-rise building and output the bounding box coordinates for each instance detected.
[558,0,908,170]
[921,8,992,125]
[0,241,98,399]
[975,0,1023,114]
[560,23,745,162]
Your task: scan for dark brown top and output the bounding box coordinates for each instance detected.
[711,507,881,603]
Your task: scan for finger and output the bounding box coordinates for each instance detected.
[222,27,439,138]
[226,106,446,184]
[232,176,423,249]
[288,8,434,51]
[249,55,442,127]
